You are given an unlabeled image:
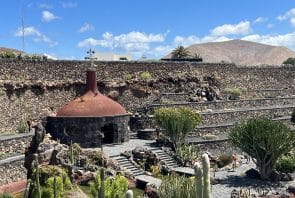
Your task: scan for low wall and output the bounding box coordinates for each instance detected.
[0,155,26,185]
[0,133,33,155]
[134,106,294,133]
[148,97,295,112]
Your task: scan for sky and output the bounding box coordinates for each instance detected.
[1,0,295,60]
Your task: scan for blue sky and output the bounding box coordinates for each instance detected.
[1,0,295,60]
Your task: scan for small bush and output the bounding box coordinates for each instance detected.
[218,154,233,168]
[158,173,195,198]
[275,155,295,173]
[17,120,27,133]
[283,57,295,66]
[140,71,152,81]
[123,74,132,81]
[225,87,242,100]
[176,144,198,165]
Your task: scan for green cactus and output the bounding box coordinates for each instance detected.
[194,154,211,198]
[126,190,133,198]
[99,168,105,198]
[202,154,211,198]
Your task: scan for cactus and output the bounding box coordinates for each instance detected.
[98,168,105,198]
[24,179,31,198]
[202,154,211,198]
[194,154,211,198]
[194,162,203,198]
[126,190,133,198]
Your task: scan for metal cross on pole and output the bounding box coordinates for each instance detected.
[85,48,97,68]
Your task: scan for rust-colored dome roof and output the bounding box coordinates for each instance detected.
[56,70,127,117]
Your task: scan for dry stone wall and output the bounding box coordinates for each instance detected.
[0,155,26,185]
[0,60,294,133]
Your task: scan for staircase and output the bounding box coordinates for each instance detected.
[149,148,179,168]
[110,155,145,176]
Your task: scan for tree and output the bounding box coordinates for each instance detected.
[229,118,295,180]
[171,46,191,59]
[154,107,201,150]
[283,57,295,66]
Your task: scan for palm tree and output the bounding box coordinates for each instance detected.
[171,46,191,59]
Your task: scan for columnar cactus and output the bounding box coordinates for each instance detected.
[194,162,203,198]
[202,154,211,198]
[126,189,134,198]
[35,163,41,198]
[194,154,211,198]
[98,168,105,198]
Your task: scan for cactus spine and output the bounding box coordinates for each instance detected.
[202,154,211,198]
[194,154,211,198]
[126,189,134,198]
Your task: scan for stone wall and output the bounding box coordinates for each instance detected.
[148,97,295,112]
[0,155,26,185]
[0,133,33,155]
[134,105,294,133]
[0,60,295,133]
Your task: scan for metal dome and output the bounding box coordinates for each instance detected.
[56,69,127,117]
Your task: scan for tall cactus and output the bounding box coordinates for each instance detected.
[98,168,105,198]
[194,162,203,198]
[194,154,211,198]
[53,177,57,198]
[126,189,133,198]
[202,154,211,198]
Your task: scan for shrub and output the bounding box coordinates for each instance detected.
[275,155,295,173]
[225,87,242,100]
[140,71,152,81]
[218,153,233,168]
[158,173,195,198]
[176,144,199,166]
[123,74,132,81]
[229,118,295,180]
[154,107,201,150]
[17,120,27,133]
[283,57,295,66]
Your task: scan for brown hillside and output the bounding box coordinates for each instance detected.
[165,40,295,66]
[0,47,23,54]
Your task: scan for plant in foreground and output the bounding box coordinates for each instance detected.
[229,118,295,180]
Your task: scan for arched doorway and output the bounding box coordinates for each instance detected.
[101,124,117,144]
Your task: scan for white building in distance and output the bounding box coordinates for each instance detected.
[93,52,132,61]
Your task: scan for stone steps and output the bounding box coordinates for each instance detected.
[111,155,145,177]
[148,148,179,168]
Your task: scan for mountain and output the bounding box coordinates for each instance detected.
[0,47,23,54]
[165,40,295,66]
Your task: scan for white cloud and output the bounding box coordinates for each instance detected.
[277,8,295,26]
[61,1,77,8]
[42,10,59,22]
[78,23,95,33]
[254,17,268,24]
[15,26,58,47]
[78,31,167,52]
[267,24,274,28]
[210,21,251,36]
[242,32,295,50]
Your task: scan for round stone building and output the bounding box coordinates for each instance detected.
[46,69,130,147]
